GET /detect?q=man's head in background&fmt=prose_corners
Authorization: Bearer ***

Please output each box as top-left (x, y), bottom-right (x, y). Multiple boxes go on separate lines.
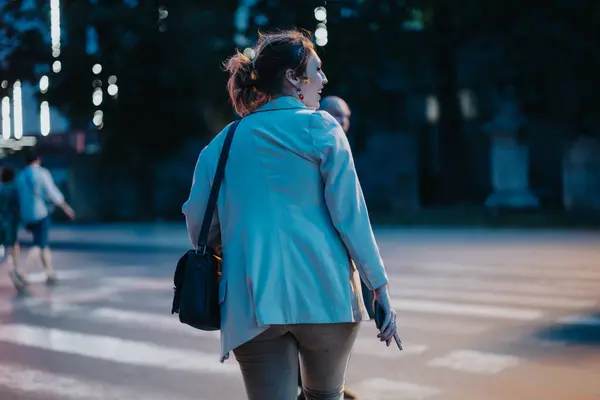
top-left (319, 96), bottom-right (351, 134)
top-left (24, 149), bottom-right (41, 166)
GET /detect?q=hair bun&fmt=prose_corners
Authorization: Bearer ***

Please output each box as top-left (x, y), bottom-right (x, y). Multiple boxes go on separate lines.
top-left (225, 51), bottom-right (255, 88)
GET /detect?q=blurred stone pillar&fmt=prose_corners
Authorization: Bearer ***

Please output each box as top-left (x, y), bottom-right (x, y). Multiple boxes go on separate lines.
top-left (562, 136), bottom-right (600, 211)
top-left (483, 95), bottom-right (539, 209)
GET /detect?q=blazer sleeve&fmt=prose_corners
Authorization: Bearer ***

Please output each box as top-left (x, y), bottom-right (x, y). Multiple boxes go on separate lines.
top-left (182, 146), bottom-right (221, 250)
top-left (309, 111), bottom-right (389, 291)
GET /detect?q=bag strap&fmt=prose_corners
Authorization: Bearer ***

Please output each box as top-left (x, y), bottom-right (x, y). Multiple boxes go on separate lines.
top-left (196, 120), bottom-right (241, 253)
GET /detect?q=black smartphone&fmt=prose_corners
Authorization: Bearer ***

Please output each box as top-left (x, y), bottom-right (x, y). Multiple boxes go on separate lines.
top-left (374, 300), bottom-right (403, 351)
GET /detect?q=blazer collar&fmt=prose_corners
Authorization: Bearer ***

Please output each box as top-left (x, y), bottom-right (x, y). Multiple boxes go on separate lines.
top-left (255, 96), bottom-right (310, 113)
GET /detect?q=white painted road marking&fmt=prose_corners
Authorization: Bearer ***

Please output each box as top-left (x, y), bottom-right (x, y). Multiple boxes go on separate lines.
top-left (391, 298), bottom-right (543, 320)
top-left (101, 276), bottom-right (171, 291)
top-left (0, 363), bottom-right (200, 400)
top-left (557, 314), bottom-right (600, 326)
top-left (23, 301), bottom-right (221, 339)
top-left (0, 269), bottom-right (90, 288)
top-left (402, 261), bottom-right (600, 280)
top-left (391, 315), bottom-right (491, 334)
top-left (427, 350), bottom-right (521, 375)
top-left (90, 307), bottom-right (220, 338)
top-left (352, 378), bottom-right (441, 400)
top-left (387, 274), bottom-right (599, 298)
top-left (0, 324), bottom-right (237, 374)
top-left (395, 287), bottom-right (597, 309)
top-left (353, 337), bottom-right (427, 358)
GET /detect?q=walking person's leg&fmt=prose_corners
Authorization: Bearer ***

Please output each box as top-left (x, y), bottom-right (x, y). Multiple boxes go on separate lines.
top-left (1, 230), bottom-right (19, 271)
top-left (2, 244), bottom-right (20, 271)
top-left (233, 326), bottom-right (300, 400)
top-left (38, 217), bottom-right (56, 283)
top-left (293, 323), bottom-right (360, 400)
top-left (19, 219), bottom-right (45, 281)
top-left (3, 225), bottom-right (26, 290)
top-left (31, 217), bottom-right (56, 283)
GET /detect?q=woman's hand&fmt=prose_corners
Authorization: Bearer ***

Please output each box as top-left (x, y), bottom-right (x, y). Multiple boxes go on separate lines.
top-left (373, 285), bottom-right (398, 346)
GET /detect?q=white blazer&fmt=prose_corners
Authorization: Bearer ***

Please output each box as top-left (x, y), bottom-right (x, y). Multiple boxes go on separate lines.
top-left (183, 96), bottom-right (389, 362)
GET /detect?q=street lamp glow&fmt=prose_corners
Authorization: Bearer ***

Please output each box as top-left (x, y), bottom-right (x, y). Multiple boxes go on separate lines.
top-left (316, 36), bottom-right (328, 47)
top-left (92, 64), bottom-right (102, 75)
top-left (12, 81), bottom-right (23, 139)
top-left (40, 101), bottom-right (51, 136)
top-left (426, 95), bottom-right (440, 123)
top-left (52, 60), bottom-right (62, 73)
top-left (1, 97), bottom-right (11, 139)
top-left (314, 7), bottom-right (327, 22)
top-left (158, 7), bottom-right (168, 19)
top-left (92, 87), bottom-right (103, 106)
top-left (39, 75), bottom-right (49, 93)
top-left (315, 25), bottom-right (328, 40)
top-left (1, 81), bottom-right (7, 89)
top-left (108, 75), bottom-right (117, 85)
top-left (92, 110), bottom-right (103, 127)
top-left (50, 0), bottom-right (61, 57)
top-left (107, 84), bottom-right (119, 97)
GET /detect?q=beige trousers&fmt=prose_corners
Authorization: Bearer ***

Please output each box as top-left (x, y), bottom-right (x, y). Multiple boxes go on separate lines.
top-left (233, 323), bottom-right (360, 400)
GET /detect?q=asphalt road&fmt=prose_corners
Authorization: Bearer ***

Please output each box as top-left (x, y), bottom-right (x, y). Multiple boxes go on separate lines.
top-left (0, 224), bottom-right (599, 400)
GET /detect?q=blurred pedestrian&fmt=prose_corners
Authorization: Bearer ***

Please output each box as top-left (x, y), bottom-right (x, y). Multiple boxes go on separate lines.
top-left (0, 165), bottom-right (21, 284)
top-left (310, 96), bottom-right (363, 400)
top-left (14, 150), bottom-right (75, 288)
top-left (319, 96), bottom-right (351, 134)
top-left (319, 95), bottom-right (375, 317)
top-left (295, 96), bottom-right (367, 400)
top-left (183, 29), bottom-right (397, 400)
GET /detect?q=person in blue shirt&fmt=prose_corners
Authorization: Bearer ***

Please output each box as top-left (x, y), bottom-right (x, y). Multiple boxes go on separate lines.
top-left (14, 151), bottom-right (75, 289)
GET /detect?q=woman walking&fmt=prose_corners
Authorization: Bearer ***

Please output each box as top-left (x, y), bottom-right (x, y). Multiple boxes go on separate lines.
top-left (183, 29), bottom-right (398, 400)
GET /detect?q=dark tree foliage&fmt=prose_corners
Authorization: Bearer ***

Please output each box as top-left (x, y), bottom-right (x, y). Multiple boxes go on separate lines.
top-left (3, 0), bottom-right (600, 210)
top-left (0, 0), bottom-right (52, 84)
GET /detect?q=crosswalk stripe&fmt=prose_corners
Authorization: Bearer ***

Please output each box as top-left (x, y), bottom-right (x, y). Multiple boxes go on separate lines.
top-left (22, 300), bottom-right (220, 339)
top-left (25, 300), bottom-right (481, 349)
top-left (28, 286), bottom-right (125, 304)
top-left (394, 287), bottom-right (597, 309)
top-left (0, 363), bottom-right (200, 400)
top-left (556, 314), bottom-right (600, 326)
top-left (393, 315), bottom-right (490, 334)
top-left (0, 324), bottom-right (237, 375)
top-left (352, 336), bottom-right (427, 358)
top-left (402, 260), bottom-right (600, 274)
top-left (351, 378), bottom-right (441, 400)
top-left (101, 276), bottom-right (171, 290)
top-left (90, 307), bottom-right (220, 338)
top-left (388, 274), bottom-right (599, 298)
top-left (0, 269), bottom-right (90, 288)
top-left (26, 301), bottom-right (434, 358)
top-left (426, 349), bottom-right (521, 375)
top-left (391, 298), bottom-right (543, 320)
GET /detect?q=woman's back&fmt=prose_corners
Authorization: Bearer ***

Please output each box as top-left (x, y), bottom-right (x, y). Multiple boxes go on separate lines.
top-left (184, 96), bottom-right (389, 362)
top-left (218, 98), bottom-right (359, 320)
top-left (182, 29), bottom-right (397, 400)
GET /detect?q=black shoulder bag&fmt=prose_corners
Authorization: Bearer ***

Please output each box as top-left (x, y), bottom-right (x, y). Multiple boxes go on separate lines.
top-left (171, 120), bottom-right (241, 331)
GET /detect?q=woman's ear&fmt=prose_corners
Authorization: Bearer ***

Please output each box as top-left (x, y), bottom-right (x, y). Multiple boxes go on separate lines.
top-left (284, 69), bottom-right (299, 88)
